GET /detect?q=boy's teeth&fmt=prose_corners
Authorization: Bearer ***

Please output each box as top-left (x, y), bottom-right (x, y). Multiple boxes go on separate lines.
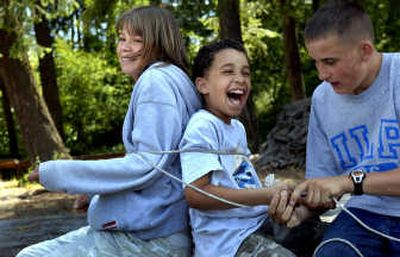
top-left (230, 89), bottom-right (244, 94)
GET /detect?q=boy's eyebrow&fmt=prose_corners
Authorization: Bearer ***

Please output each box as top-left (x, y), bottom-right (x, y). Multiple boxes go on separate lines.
top-left (218, 63), bottom-right (250, 69)
top-left (218, 63), bottom-right (235, 69)
top-left (312, 57), bottom-right (336, 62)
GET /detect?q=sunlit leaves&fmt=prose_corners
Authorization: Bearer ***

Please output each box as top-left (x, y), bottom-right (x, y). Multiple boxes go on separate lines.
top-left (55, 39), bottom-right (130, 153)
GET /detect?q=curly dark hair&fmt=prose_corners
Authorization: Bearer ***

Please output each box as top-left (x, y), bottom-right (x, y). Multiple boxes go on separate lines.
top-left (192, 39), bottom-right (248, 82)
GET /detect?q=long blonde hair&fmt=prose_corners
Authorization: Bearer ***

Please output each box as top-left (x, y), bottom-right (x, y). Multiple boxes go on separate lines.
top-left (116, 6), bottom-right (189, 75)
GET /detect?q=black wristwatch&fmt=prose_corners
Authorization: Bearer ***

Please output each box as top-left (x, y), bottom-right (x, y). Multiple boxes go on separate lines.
top-left (349, 169), bottom-right (367, 195)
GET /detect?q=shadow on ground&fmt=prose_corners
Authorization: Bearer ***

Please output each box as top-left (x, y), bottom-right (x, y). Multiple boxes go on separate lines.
top-left (0, 181), bottom-right (87, 257)
top-left (0, 213), bottom-right (87, 257)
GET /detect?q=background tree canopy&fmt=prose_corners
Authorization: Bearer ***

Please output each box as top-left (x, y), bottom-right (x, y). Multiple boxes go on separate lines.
top-left (0, 0), bottom-right (398, 162)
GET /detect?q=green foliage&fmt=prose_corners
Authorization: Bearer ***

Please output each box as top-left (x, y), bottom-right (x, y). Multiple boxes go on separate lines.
top-left (55, 39), bottom-right (130, 154)
top-left (363, 1), bottom-right (400, 52)
top-left (168, 1), bottom-right (217, 61)
top-left (240, 1), bottom-right (289, 137)
top-left (241, 1), bottom-right (281, 60)
top-left (1, 0), bottom-right (80, 56)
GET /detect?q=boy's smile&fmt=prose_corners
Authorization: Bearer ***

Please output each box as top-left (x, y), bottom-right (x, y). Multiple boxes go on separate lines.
top-left (196, 49), bottom-right (251, 123)
top-left (227, 87), bottom-right (246, 107)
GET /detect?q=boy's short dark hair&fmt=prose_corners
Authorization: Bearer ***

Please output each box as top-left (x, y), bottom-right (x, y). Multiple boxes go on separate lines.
top-left (192, 39), bottom-right (248, 82)
top-left (304, 0), bottom-right (374, 43)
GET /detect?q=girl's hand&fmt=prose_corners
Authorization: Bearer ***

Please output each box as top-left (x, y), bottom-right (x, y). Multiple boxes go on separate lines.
top-left (28, 167), bottom-right (40, 182)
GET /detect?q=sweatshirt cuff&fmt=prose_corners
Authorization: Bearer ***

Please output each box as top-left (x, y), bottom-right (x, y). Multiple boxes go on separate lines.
top-left (39, 161), bottom-right (64, 192)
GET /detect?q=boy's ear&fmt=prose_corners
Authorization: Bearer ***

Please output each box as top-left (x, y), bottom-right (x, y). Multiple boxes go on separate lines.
top-left (359, 40), bottom-right (374, 61)
top-left (195, 77), bottom-right (209, 94)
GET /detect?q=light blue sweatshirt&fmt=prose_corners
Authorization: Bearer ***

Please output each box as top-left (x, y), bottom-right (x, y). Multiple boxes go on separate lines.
top-left (306, 53), bottom-right (400, 217)
top-left (39, 62), bottom-right (201, 239)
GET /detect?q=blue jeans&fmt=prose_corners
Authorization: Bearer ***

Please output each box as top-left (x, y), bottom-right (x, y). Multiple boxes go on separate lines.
top-left (315, 208), bottom-right (400, 257)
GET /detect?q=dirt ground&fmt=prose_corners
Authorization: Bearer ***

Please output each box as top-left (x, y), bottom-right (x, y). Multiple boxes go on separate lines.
top-left (0, 181), bottom-right (87, 257)
top-left (0, 180), bottom-right (81, 220)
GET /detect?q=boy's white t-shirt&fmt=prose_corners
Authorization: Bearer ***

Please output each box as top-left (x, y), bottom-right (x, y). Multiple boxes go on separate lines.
top-left (180, 109), bottom-right (267, 257)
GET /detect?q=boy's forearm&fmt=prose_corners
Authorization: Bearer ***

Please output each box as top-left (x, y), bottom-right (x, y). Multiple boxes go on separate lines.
top-left (185, 185), bottom-right (275, 210)
top-left (363, 168), bottom-right (400, 196)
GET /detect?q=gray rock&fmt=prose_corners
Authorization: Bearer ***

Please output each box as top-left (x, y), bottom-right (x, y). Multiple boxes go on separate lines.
top-left (255, 98), bottom-right (311, 171)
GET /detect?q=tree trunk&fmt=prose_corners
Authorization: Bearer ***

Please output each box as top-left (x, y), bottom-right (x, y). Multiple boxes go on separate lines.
top-left (0, 79), bottom-right (19, 157)
top-left (34, 15), bottom-right (65, 140)
top-left (218, 0), bottom-right (242, 41)
top-left (282, 0), bottom-right (305, 101)
top-left (217, 0), bottom-right (260, 150)
top-left (312, 0), bottom-right (320, 13)
top-left (0, 29), bottom-right (69, 162)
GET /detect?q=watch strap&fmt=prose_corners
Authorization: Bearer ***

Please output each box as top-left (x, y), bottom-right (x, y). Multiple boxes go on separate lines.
top-left (349, 170), bottom-right (366, 195)
top-left (353, 179), bottom-right (363, 195)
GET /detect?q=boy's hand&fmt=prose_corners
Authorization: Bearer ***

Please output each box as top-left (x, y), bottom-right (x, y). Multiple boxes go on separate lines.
top-left (291, 176), bottom-right (349, 209)
top-left (268, 188), bottom-right (291, 224)
top-left (267, 182), bottom-right (292, 202)
top-left (269, 189), bottom-right (314, 228)
top-left (285, 204), bottom-right (314, 228)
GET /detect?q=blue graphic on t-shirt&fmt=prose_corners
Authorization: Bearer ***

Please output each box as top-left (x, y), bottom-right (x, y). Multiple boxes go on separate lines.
top-left (358, 162), bottom-right (398, 172)
top-left (330, 119), bottom-right (400, 171)
top-left (232, 161), bottom-right (257, 189)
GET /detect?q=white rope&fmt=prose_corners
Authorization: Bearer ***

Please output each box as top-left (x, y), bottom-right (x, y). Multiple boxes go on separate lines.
top-left (143, 148), bottom-right (248, 156)
top-left (313, 238), bottom-right (363, 257)
top-left (137, 148), bottom-right (251, 208)
top-left (334, 198), bottom-right (400, 242)
top-left (312, 198), bottom-right (400, 257)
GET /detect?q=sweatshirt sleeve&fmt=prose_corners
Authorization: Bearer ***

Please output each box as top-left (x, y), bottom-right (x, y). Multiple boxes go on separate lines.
top-left (39, 71), bottom-right (184, 195)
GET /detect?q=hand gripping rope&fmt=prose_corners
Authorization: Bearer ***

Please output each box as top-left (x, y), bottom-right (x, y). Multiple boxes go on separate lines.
top-left (137, 148), bottom-right (400, 256)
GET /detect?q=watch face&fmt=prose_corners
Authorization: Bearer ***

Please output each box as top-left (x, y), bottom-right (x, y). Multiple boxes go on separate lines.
top-left (351, 170), bottom-right (365, 183)
top-left (350, 170), bottom-right (366, 195)
top-left (352, 170), bottom-right (364, 177)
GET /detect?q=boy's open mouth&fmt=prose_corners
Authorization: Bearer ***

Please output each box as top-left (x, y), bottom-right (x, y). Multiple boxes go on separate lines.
top-left (227, 89), bottom-right (246, 105)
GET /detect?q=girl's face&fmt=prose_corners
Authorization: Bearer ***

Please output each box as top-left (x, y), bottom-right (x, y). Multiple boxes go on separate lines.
top-left (196, 49), bottom-right (251, 123)
top-left (117, 27), bottom-right (144, 80)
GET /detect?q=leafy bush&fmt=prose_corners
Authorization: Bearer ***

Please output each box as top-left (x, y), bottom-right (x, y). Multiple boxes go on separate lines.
top-left (55, 39), bottom-right (130, 155)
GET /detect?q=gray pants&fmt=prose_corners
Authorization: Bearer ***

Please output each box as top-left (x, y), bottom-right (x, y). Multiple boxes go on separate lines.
top-left (17, 226), bottom-right (191, 257)
top-left (236, 231), bottom-right (296, 257)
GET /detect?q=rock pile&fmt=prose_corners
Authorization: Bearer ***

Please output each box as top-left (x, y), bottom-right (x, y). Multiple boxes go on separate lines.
top-left (255, 98), bottom-right (311, 172)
